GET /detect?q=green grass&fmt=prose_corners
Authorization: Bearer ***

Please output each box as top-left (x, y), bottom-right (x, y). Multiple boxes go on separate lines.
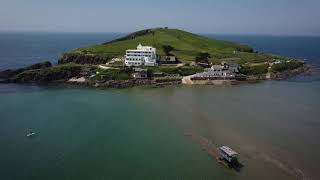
top-left (68, 28), bottom-right (260, 63)
top-left (94, 68), bottom-right (133, 81)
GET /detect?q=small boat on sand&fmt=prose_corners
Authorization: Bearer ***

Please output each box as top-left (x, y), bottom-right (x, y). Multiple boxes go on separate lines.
top-left (219, 146), bottom-right (238, 163)
top-left (218, 146), bottom-right (244, 171)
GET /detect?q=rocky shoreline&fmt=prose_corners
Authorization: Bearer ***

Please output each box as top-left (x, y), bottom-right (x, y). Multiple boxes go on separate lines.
top-left (64, 78), bottom-right (182, 89)
top-left (0, 61), bottom-right (310, 89)
top-left (270, 65), bottom-right (310, 80)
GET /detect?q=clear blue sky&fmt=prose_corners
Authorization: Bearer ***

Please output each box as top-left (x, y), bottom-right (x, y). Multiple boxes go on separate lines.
top-left (1, 0), bottom-right (319, 35)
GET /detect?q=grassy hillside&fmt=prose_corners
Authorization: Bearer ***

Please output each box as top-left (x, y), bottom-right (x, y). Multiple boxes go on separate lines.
top-left (67, 28), bottom-right (289, 64)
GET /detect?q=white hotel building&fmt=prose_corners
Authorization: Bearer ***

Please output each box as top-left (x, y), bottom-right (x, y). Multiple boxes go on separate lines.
top-left (125, 44), bottom-right (157, 66)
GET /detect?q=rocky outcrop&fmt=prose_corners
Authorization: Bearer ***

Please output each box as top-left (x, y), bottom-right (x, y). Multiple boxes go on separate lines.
top-left (0, 61), bottom-right (97, 84)
top-left (58, 53), bottom-right (111, 65)
top-left (0, 61), bottom-right (52, 81)
top-left (11, 66), bottom-right (83, 83)
top-left (66, 79), bottom-right (182, 89)
top-left (270, 65), bottom-right (309, 80)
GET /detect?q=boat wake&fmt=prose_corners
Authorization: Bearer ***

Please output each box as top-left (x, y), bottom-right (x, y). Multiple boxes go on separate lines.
top-left (258, 153), bottom-right (307, 180)
top-left (183, 129), bottom-right (307, 180)
top-left (184, 130), bottom-right (244, 172)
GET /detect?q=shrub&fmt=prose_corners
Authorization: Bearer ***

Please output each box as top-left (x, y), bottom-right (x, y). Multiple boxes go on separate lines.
top-left (240, 64), bottom-right (269, 75)
top-left (179, 66), bottom-right (203, 76)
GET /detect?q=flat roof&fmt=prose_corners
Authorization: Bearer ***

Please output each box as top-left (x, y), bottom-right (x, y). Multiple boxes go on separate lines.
top-left (220, 146), bottom-right (238, 156)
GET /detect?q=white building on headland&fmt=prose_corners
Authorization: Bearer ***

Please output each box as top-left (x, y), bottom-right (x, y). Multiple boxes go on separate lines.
top-left (125, 44), bottom-right (157, 66)
top-left (192, 62), bottom-right (239, 80)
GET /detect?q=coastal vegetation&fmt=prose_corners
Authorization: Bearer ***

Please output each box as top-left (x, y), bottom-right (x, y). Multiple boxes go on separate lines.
top-left (0, 63), bottom-right (96, 83)
top-left (195, 52), bottom-right (211, 65)
top-left (93, 67), bottom-right (132, 81)
top-left (240, 64), bottom-right (269, 75)
top-left (271, 61), bottom-right (304, 72)
top-left (239, 60), bottom-right (305, 76)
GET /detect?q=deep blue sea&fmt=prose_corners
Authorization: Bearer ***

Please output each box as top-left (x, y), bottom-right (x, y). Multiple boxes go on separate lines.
top-left (0, 32), bottom-right (123, 70)
top-left (213, 35), bottom-right (320, 65)
top-left (0, 33), bottom-right (320, 180)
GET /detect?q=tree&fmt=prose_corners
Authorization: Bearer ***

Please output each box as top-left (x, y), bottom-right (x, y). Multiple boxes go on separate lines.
top-left (195, 52), bottom-right (210, 63)
top-left (162, 45), bottom-right (174, 56)
top-left (195, 52), bottom-right (211, 68)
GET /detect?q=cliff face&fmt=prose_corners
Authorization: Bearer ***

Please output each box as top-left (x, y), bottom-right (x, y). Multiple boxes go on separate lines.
top-left (58, 53), bottom-right (111, 65)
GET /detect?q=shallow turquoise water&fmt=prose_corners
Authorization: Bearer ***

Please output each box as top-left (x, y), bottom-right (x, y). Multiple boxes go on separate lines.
top-left (0, 85), bottom-right (229, 180)
top-left (1, 81), bottom-right (319, 179)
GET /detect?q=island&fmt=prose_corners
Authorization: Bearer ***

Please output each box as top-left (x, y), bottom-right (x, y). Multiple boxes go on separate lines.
top-left (0, 28), bottom-right (308, 88)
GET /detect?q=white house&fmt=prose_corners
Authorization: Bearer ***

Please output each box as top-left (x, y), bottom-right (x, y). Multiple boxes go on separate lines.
top-left (192, 62), bottom-right (240, 80)
top-left (125, 44), bottom-right (157, 66)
